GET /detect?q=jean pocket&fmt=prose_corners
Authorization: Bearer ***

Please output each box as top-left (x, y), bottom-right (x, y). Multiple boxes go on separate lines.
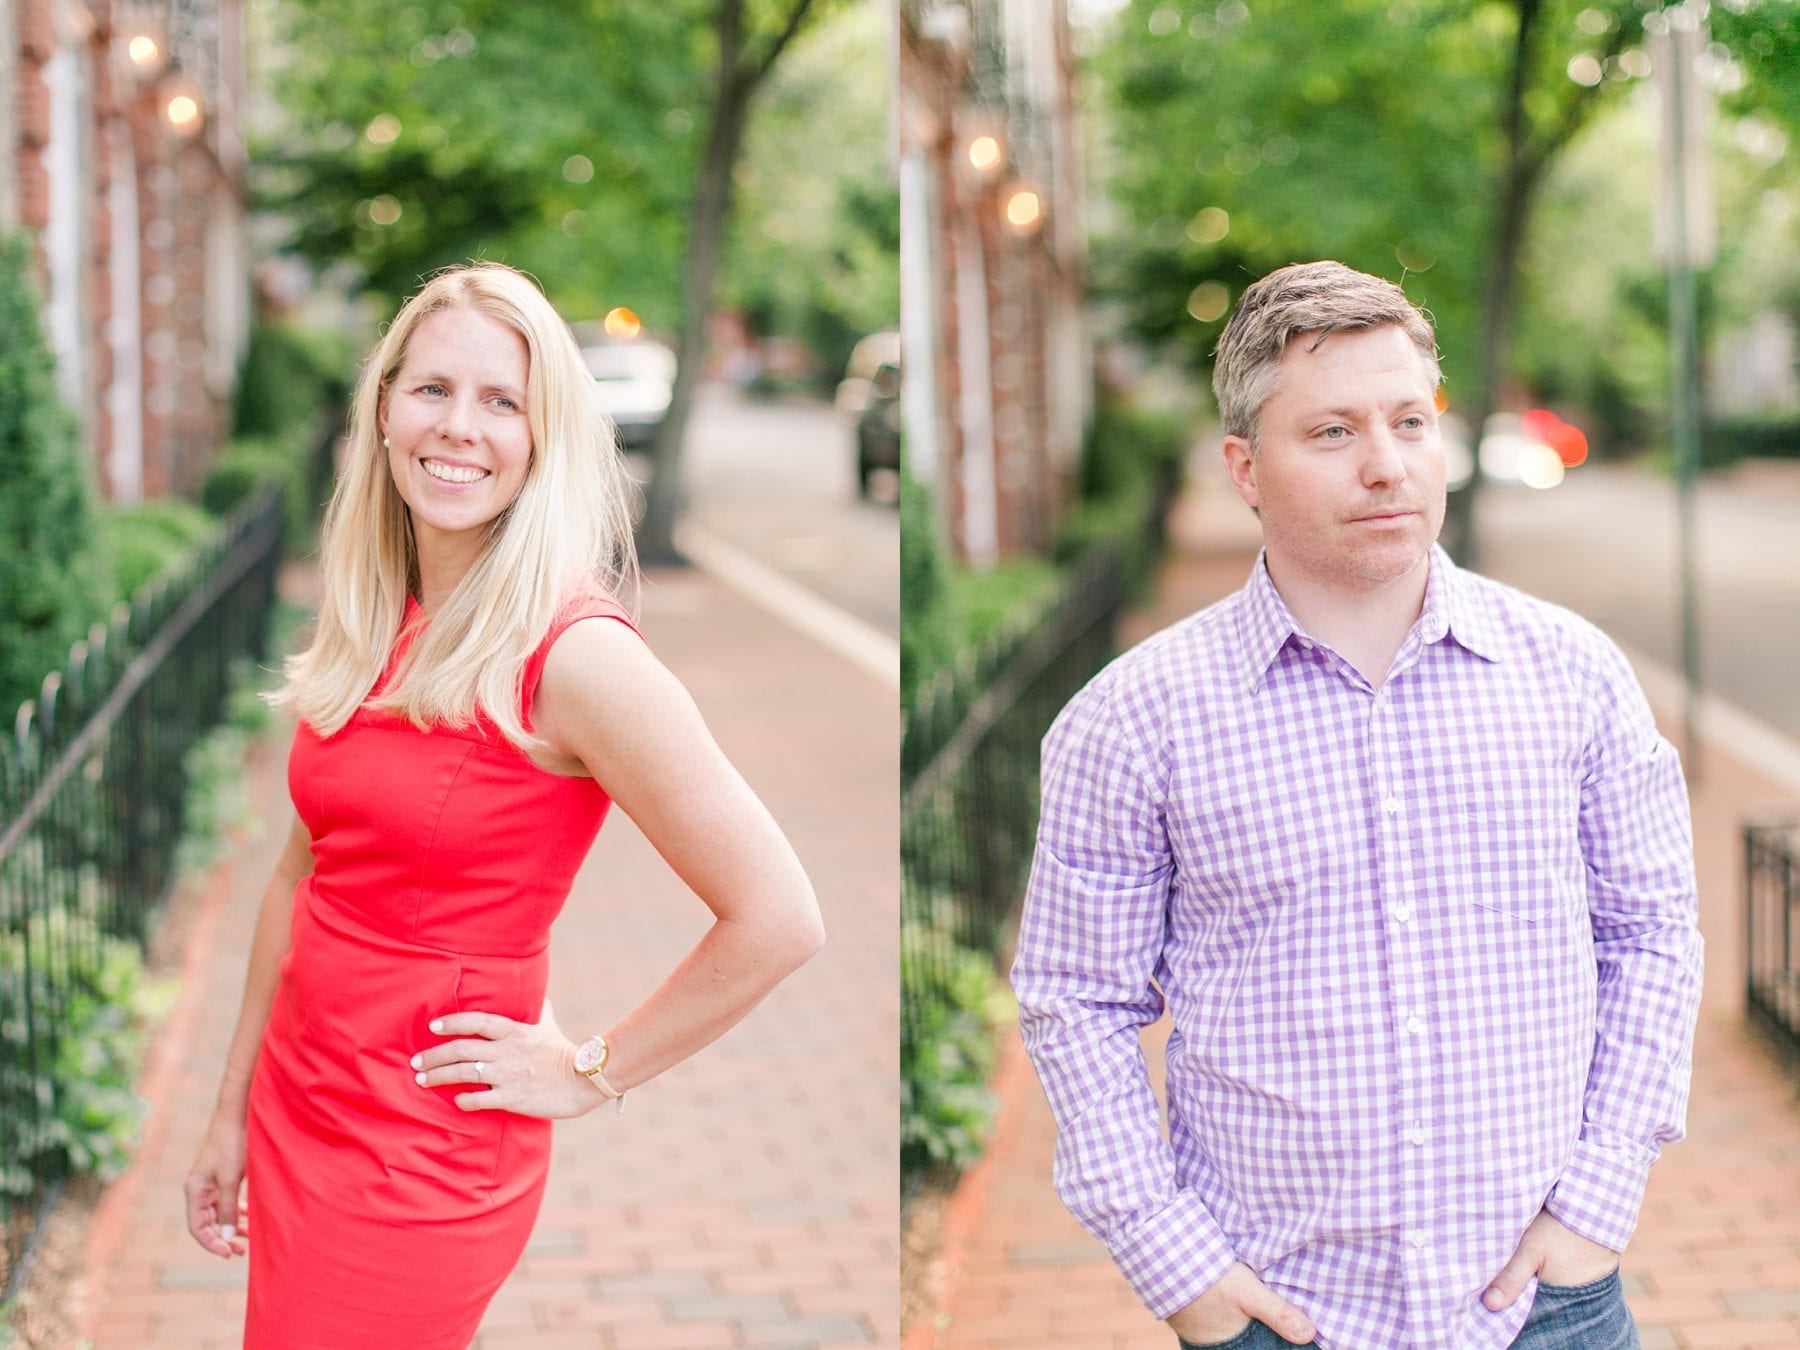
top-left (1536, 1265), bottom-right (1621, 1299)
top-left (1177, 1322), bottom-right (1259, 1350)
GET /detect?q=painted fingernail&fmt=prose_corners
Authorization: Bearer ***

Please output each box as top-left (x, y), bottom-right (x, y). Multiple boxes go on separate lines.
top-left (220, 1224), bottom-right (236, 1240)
top-left (415, 1072), bottom-right (426, 1085)
top-left (430, 1019), bottom-right (444, 1033)
top-left (410, 1053), bottom-right (422, 1069)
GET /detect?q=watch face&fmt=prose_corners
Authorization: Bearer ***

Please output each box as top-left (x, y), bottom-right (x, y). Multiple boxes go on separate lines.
top-left (574, 1037), bottom-right (606, 1073)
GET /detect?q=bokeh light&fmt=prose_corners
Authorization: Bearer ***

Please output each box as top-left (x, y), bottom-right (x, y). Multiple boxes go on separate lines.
top-left (604, 307), bottom-right (643, 339)
top-left (1187, 281), bottom-right (1230, 322)
top-left (1005, 190), bottom-right (1042, 231)
top-left (563, 155), bottom-right (595, 184)
top-left (128, 35), bottom-right (159, 66)
top-left (165, 94), bottom-right (200, 129)
top-left (968, 135), bottom-right (1001, 172)
top-left (1567, 53), bottom-right (1603, 86)
top-left (1186, 207), bottom-right (1230, 244)
top-left (368, 195), bottom-right (402, 226)
top-left (366, 114), bottom-right (401, 145)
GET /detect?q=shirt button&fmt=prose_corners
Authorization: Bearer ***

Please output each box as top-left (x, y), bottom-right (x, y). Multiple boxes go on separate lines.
top-left (1407, 1229), bottom-right (1428, 1249)
top-left (1390, 903), bottom-right (1412, 923)
top-left (1406, 1123), bottom-right (1427, 1146)
top-left (1383, 795), bottom-right (1401, 815)
top-left (1405, 1014), bottom-right (1424, 1035)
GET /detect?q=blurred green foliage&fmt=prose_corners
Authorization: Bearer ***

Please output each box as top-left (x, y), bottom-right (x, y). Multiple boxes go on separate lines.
top-left (256, 0), bottom-right (701, 316)
top-left (256, 0), bottom-right (886, 371)
top-left (722, 3), bottom-right (900, 388)
top-left (0, 232), bottom-right (108, 717)
top-left (0, 905), bottom-right (163, 1198)
top-left (901, 400), bottom-right (1189, 703)
top-left (232, 321), bottom-right (353, 446)
top-left (1053, 400), bottom-right (1188, 601)
top-left (900, 460), bottom-right (953, 704)
top-left (1093, 0), bottom-right (1800, 457)
top-left (901, 923), bottom-right (1012, 1176)
top-left (94, 499), bottom-right (218, 604)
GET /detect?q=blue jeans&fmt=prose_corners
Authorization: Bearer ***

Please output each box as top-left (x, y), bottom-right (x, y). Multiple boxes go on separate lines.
top-left (1175, 1322), bottom-right (1314, 1349)
top-left (1173, 1269), bottom-right (1638, 1349)
top-left (1511, 1268), bottom-right (1639, 1349)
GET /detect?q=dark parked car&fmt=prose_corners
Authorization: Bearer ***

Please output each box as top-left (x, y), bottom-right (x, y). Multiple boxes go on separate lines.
top-left (582, 339), bottom-right (677, 452)
top-left (855, 360), bottom-right (900, 499)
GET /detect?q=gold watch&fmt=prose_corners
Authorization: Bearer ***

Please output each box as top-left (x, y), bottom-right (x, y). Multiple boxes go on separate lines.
top-left (573, 1034), bottom-right (625, 1109)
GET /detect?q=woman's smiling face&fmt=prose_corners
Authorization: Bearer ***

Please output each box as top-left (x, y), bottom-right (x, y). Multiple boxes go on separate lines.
top-left (381, 306), bottom-right (535, 558)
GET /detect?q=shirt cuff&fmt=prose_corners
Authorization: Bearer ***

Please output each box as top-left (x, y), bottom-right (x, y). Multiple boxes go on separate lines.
top-left (1544, 1135), bottom-right (1653, 1252)
top-left (1106, 1188), bottom-right (1238, 1320)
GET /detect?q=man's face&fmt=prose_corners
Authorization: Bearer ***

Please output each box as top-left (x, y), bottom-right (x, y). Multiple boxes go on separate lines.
top-left (1222, 324), bottom-right (1445, 596)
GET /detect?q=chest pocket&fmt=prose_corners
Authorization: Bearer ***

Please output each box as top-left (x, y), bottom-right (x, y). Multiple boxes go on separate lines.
top-left (1455, 764), bottom-right (1582, 922)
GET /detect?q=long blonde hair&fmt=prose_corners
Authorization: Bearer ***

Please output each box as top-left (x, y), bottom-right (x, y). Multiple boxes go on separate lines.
top-left (273, 262), bottom-right (641, 750)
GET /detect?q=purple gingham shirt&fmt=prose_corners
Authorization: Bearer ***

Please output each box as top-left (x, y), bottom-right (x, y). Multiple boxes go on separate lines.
top-left (1012, 547), bottom-right (1702, 1349)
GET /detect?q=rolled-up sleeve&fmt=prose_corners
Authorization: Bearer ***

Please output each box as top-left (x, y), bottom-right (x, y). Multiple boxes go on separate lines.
top-left (1547, 635), bottom-right (1704, 1251)
top-left (1011, 672), bottom-right (1236, 1318)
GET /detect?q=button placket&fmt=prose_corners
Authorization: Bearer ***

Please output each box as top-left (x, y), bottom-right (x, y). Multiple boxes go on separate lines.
top-left (1374, 677), bottom-right (1437, 1297)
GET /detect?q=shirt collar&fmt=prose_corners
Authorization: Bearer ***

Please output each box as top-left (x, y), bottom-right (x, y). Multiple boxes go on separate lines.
top-left (1234, 544), bottom-right (1504, 693)
top-left (1425, 544), bottom-right (1505, 663)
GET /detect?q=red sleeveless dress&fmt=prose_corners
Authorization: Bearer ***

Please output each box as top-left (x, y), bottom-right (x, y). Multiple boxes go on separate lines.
top-left (243, 584), bottom-right (637, 1347)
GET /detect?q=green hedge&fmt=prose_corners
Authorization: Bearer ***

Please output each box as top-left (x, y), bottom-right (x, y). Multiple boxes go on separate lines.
top-left (1708, 414), bottom-right (1800, 463)
top-left (901, 926), bottom-right (1011, 1176)
top-left (233, 322), bottom-right (352, 445)
top-left (1054, 400), bottom-right (1188, 598)
top-left (902, 398), bottom-right (1192, 704)
top-left (203, 434), bottom-right (314, 547)
top-left (0, 231), bottom-right (107, 715)
top-left (95, 498), bottom-right (218, 604)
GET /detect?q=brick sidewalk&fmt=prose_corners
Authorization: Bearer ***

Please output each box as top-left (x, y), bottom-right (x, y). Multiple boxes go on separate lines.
top-left (912, 481), bottom-right (1800, 1350)
top-left (71, 562), bottom-right (899, 1349)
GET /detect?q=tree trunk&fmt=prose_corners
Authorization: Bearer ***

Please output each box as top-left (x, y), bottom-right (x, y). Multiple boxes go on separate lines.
top-left (637, 0), bottom-right (754, 565)
top-left (1447, 0), bottom-right (1630, 566)
top-left (1446, 0), bottom-right (1541, 568)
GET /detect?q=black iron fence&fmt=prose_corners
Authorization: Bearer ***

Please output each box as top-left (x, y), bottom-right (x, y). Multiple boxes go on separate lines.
top-left (0, 485), bottom-right (285, 1294)
top-left (1745, 818), bottom-right (1800, 1057)
top-left (900, 546), bottom-right (1124, 1061)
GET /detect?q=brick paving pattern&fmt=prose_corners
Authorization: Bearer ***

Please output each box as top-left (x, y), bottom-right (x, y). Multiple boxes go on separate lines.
top-left (910, 480), bottom-right (1800, 1350)
top-left (74, 562), bottom-right (899, 1349)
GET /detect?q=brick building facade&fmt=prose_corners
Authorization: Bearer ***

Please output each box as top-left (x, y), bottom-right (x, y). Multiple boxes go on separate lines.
top-left (3, 0), bottom-right (247, 504)
top-left (899, 0), bottom-right (1089, 566)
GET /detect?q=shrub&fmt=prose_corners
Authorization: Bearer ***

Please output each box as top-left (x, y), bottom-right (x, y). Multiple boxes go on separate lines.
top-left (95, 499), bottom-right (219, 605)
top-left (1056, 399), bottom-right (1190, 597)
top-left (233, 322), bottom-right (351, 444)
top-left (901, 931), bottom-right (1013, 1176)
top-left (900, 461), bottom-right (955, 705)
top-left (0, 231), bottom-right (107, 714)
top-left (1707, 414), bottom-right (1800, 463)
top-left (0, 904), bottom-right (174, 1198)
top-left (202, 436), bottom-right (309, 544)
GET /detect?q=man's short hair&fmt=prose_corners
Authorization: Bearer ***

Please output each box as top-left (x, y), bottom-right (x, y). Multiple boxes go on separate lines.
top-left (1212, 260), bottom-right (1441, 447)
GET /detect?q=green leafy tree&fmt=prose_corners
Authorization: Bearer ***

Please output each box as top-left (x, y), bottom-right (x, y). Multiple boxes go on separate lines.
top-left (0, 233), bottom-right (105, 716)
top-left (636, 0), bottom-right (843, 561)
top-left (1093, 0), bottom-right (1792, 557)
top-left (722, 2), bottom-right (901, 389)
top-left (259, 0), bottom-right (858, 562)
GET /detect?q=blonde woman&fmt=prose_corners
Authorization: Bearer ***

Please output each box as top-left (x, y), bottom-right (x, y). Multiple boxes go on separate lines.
top-left (181, 262), bottom-right (824, 1347)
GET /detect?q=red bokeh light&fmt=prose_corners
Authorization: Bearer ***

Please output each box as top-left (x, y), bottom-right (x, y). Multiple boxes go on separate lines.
top-left (1523, 408), bottom-right (1588, 468)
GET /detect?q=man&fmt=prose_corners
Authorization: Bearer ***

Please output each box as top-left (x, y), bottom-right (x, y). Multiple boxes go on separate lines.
top-left (1011, 261), bottom-right (1701, 1349)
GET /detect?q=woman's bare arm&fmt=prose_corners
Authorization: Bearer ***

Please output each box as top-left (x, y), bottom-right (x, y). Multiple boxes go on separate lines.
top-left (185, 811), bottom-right (315, 1258)
top-left (210, 813), bottom-right (315, 1118)
top-left (531, 616), bottom-right (825, 1102)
